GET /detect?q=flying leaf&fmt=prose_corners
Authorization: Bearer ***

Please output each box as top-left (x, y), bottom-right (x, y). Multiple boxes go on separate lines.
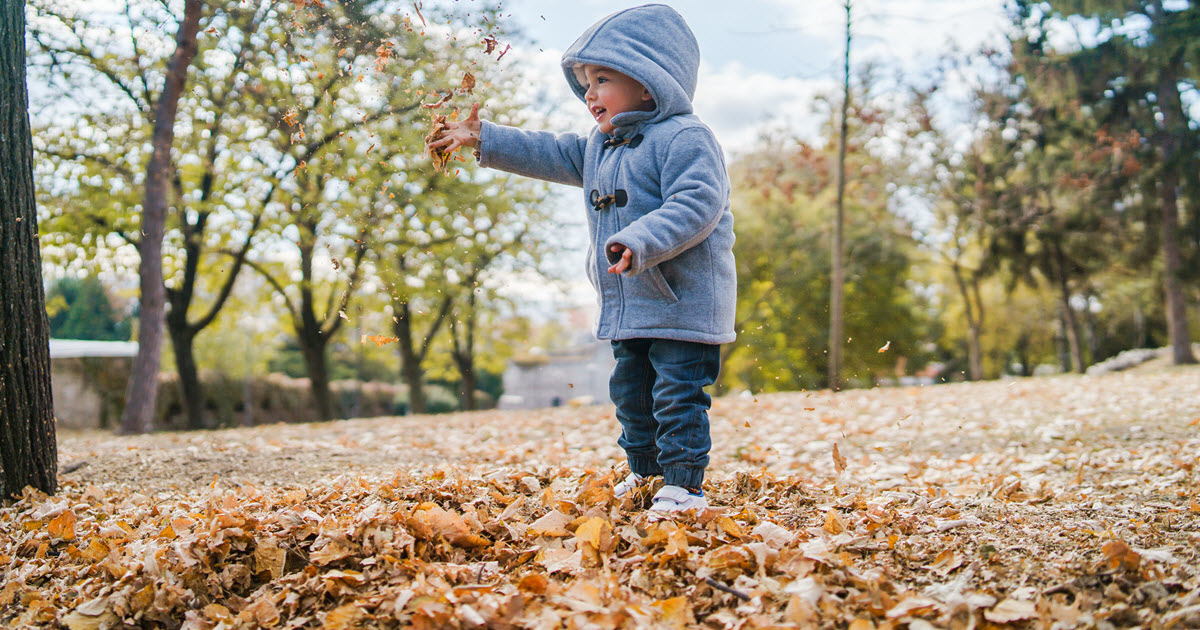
top-left (832, 442), bottom-right (847, 473)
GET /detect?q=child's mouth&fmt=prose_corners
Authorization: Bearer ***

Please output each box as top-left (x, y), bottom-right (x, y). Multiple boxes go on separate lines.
top-left (591, 106), bottom-right (607, 121)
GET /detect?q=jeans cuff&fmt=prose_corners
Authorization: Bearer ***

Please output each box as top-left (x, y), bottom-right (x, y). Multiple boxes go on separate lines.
top-left (628, 453), bottom-right (663, 477)
top-left (663, 466), bottom-right (705, 490)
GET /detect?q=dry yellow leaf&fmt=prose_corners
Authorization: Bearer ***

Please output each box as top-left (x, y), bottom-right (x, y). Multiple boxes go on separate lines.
top-left (48, 511), bottom-right (76, 541)
top-left (823, 509), bottom-right (846, 534)
top-left (716, 516), bottom-right (744, 539)
top-left (652, 596), bottom-right (693, 628)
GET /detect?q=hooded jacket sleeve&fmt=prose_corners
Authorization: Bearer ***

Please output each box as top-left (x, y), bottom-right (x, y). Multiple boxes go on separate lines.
top-left (477, 121), bottom-right (588, 188)
top-left (604, 127), bottom-right (729, 275)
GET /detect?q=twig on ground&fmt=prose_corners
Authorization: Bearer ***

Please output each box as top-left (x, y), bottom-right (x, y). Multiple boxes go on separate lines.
top-left (704, 577), bottom-right (751, 601)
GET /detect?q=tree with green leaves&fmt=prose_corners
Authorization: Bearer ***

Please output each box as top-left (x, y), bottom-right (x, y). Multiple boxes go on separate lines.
top-left (726, 82), bottom-right (927, 392)
top-left (45, 276), bottom-right (132, 341)
top-left (237, 1), bottom-right (541, 421)
top-left (30, 0), bottom-right (232, 430)
top-left (1, 0), bottom-right (56, 497)
top-left (1026, 0), bottom-right (1198, 365)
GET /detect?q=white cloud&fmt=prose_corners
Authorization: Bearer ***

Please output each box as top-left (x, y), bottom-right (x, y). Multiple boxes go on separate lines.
top-left (695, 61), bottom-right (836, 154)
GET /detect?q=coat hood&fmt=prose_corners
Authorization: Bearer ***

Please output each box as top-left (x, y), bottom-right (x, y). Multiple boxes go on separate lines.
top-left (561, 4), bottom-right (699, 134)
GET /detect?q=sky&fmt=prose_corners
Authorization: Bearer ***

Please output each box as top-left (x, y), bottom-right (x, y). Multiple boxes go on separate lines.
top-left (491, 0), bottom-right (1012, 153)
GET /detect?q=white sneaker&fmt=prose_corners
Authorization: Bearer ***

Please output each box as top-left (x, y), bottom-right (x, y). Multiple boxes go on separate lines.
top-left (648, 485), bottom-right (708, 514)
top-left (614, 472), bottom-right (646, 498)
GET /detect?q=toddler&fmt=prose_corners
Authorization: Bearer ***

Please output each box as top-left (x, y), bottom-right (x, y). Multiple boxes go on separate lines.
top-left (427, 3), bottom-right (736, 514)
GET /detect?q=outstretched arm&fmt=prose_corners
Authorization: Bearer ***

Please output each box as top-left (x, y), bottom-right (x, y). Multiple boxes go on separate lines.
top-left (426, 103), bottom-right (588, 187)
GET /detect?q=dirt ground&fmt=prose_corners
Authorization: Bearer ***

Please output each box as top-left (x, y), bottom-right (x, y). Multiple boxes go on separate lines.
top-left (6, 365), bottom-right (1200, 628)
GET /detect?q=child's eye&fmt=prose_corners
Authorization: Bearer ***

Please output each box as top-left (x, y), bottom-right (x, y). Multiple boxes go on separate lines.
top-left (596, 77), bottom-right (608, 84)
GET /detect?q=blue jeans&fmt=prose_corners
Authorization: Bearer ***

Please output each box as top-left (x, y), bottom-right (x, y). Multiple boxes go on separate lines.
top-left (610, 338), bottom-right (721, 489)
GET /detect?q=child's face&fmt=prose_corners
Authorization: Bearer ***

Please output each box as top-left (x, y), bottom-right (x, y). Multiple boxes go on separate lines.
top-left (578, 64), bottom-right (654, 134)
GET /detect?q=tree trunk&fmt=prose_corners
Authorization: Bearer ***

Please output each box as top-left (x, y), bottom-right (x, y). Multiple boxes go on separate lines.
top-left (394, 304), bottom-right (428, 415)
top-left (450, 290), bottom-right (479, 411)
top-left (1053, 252), bottom-right (1085, 373)
top-left (951, 261), bottom-right (985, 381)
top-left (299, 330), bottom-right (334, 422)
top-left (455, 355), bottom-right (477, 411)
top-left (393, 294), bottom-right (452, 415)
top-left (0, 0), bottom-right (57, 497)
top-left (120, 0), bottom-right (204, 434)
top-left (828, 0), bottom-right (851, 391)
top-left (1155, 70), bottom-right (1197, 365)
top-left (167, 322), bottom-right (206, 430)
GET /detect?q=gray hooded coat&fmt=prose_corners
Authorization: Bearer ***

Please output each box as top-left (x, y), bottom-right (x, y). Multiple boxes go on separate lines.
top-left (478, 4), bottom-right (736, 344)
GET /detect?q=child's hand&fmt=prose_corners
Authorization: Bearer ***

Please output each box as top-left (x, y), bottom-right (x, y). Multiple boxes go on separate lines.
top-left (426, 102), bottom-right (482, 155)
top-left (607, 243), bottom-right (632, 274)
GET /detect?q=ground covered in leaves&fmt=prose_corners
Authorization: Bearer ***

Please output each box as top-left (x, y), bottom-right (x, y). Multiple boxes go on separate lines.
top-left (4, 367), bottom-right (1200, 629)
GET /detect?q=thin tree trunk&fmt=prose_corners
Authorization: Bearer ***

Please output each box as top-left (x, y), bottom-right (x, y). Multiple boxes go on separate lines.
top-left (1053, 247), bottom-right (1085, 373)
top-left (951, 261), bottom-right (984, 381)
top-left (451, 289), bottom-right (479, 411)
top-left (0, 0), bottom-right (57, 497)
top-left (828, 0), bottom-right (851, 391)
top-left (455, 355), bottom-right (477, 411)
top-left (121, 0), bottom-right (204, 434)
top-left (394, 303), bottom-right (427, 415)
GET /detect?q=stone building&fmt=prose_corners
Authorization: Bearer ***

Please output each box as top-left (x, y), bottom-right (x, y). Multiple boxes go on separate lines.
top-left (499, 338), bottom-right (615, 410)
top-left (49, 339), bottom-right (137, 430)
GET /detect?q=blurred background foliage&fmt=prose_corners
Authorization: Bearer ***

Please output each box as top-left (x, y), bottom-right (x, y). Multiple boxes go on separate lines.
top-left (27, 0), bottom-right (1200, 428)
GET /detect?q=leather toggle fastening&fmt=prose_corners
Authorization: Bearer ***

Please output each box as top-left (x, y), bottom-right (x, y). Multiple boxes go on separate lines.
top-left (591, 189), bottom-right (629, 211)
top-left (601, 134), bottom-right (644, 150)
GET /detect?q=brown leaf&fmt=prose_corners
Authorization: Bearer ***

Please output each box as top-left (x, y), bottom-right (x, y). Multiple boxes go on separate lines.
top-left (321, 603), bottom-right (362, 630)
top-left (984, 598), bottom-right (1037, 623)
top-left (823, 509), bottom-right (846, 534)
top-left (574, 516), bottom-right (613, 566)
top-left (527, 510), bottom-right (572, 537)
top-left (716, 516), bottom-right (745, 539)
top-left (254, 540), bottom-right (287, 578)
top-left (576, 471), bottom-right (616, 507)
top-left (833, 443), bottom-right (847, 473)
top-left (364, 335), bottom-right (399, 347)
top-left (310, 539), bottom-right (357, 566)
top-left (517, 573), bottom-right (550, 594)
top-left (1101, 540), bottom-right (1141, 571)
top-left (651, 596), bottom-right (694, 628)
top-left (241, 598), bottom-right (280, 628)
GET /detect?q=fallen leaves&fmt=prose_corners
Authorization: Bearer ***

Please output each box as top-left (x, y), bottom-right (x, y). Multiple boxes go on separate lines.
top-left (14, 367), bottom-right (1200, 627)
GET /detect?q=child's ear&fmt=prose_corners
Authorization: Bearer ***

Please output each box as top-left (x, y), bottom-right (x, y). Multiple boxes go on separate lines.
top-left (642, 88), bottom-right (654, 103)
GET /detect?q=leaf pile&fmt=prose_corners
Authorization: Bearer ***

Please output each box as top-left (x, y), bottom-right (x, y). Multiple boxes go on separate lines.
top-left (7, 367), bottom-right (1200, 628)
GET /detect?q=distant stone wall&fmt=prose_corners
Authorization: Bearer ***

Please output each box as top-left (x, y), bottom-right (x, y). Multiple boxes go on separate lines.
top-left (154, 374), bottom-right (408, 430)
top-left (51, 357), bottom-right (131, 430)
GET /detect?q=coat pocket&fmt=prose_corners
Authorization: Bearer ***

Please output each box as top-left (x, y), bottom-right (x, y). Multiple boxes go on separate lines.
top-left (646, 267), bottom-right (679, 303)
